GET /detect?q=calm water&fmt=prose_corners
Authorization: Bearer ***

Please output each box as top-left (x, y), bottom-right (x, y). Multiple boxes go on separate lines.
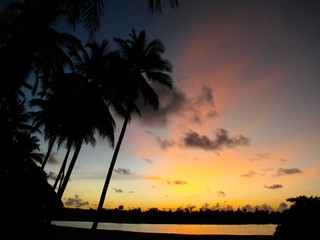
top-left (52, 221), bottom-right (276, 235)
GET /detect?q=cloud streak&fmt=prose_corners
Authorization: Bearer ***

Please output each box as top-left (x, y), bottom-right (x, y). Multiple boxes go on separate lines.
top-left (264, 184), bottom-right (283, 189)
top-left (114, 168), bottom-right (132, 175)
top-left (113, 188), bottom-right (124, 193)
top-left (241, 169), bottom-right (257, 177)
top-left (217, 191), bottom-right (226, 197)
top-left (167, 179), bottom-right (187, 185)
top-left (276, 168), bottom-right (302, 176)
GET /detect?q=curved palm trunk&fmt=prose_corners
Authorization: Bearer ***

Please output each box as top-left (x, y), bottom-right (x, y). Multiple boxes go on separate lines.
top-left (53, 144), bottom-right (71, 191)
top-left (57, 138), bottom-right (83, 199)
top-left (41, 135), bottom-right (57, 170)
top-left (91, 115), bottom-right (129, 230)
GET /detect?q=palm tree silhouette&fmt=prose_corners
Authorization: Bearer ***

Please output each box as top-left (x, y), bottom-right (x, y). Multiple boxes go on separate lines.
top-left (0, 0), bottom-right (82, 104)
top-left (0, 99), bottom-right (43, 171)
top-left (148, 0), bottom-right (178, 14)
top-left (32, 71), bottom-right (116, 200)
top-left (91, 29), bottom-right (173, 230)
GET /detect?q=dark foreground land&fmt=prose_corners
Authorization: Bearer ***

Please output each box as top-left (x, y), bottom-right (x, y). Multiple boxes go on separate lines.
top-left (2, 225), bottom-right (275, 240)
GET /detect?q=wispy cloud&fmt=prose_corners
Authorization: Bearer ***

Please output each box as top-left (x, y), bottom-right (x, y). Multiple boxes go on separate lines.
top-left (147, 131), bottom-right (177, 150)
top-left (114, 168), bottom-right (132, 175)
top-left (47, 151), bottom-right (60, 165)
top-left (276, 167), bottom-right (302, 176)
top-left (183, 128), bottom-right (250, 151)
top-left (157, 138), bottom-right (177, 150)
top-left (187, 85), bottom-right (218, 123)
top-left (217, 191), bottom-right (226, 197)
top-left (167, 179), bottom-right (187, 185)
top-left (264, 184), bottom-right (283, 189)
top-left (250, 153), bottom-right (270, 161)
top-left (113, 188), bottom-right (124, 193)
top-left (142, 157), bottom-right (153, 164)
top-left (47, 171), bottom-right (57, 180)
top-left (241, 169), bottom-right (257, 177)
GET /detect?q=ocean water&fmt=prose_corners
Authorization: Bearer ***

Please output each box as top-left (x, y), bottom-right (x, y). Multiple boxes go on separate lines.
top-left (52, 221), bottom-right (277, 235)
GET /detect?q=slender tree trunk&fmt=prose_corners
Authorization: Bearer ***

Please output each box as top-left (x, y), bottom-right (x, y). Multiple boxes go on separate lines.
top-left (41, 135), bottom-right (56, 170)
top-left (53, 144), bottom-right (71, 191)
top-left (91, 115), bottom-right (129, 230)
top-left (57, 138), bottom-right (83, 200)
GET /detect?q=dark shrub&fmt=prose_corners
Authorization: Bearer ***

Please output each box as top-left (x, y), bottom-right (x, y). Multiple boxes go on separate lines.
top-left (274, 195), bottom-right (320, 239)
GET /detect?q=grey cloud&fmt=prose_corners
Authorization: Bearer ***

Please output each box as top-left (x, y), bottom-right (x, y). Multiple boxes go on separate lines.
top-left (217, 191), bottom-right (226, 197)
top-left (64, 194), bottom-right (89, 208)
top-left (183, 128), bottom-right (250, 150)
top-left (241, 204), bottom-right (275, 212)
top-left (276, 167), bottom-right (302, 176)
top-left (187, 85), bottom-right (218, 123)
top-left (241, 169), bottom-right (256, 177)
top-left (142, 157), bottom-right (153, 164)
top-left (113, 188), bottom-right (124, 193)
top-left (47, 171), bottom-right (57, 180)
top-left (147, 131), bottom-right (176, 150)
top-left (167, 180), bottom-right (187, 185)
top-left (134, 84), bottom-right (218, 127)
top-left (250, 153), bottom-right (270, 161)
top-left (277, 202), bottom-right (289, 212)
top-left (264, 184), bottom-right (283, 189)
top-left (157, 138), bottom-right (176, 149)
top-left (134, 84), bottom-right (187, 127)
top-left (114, 168), bottom-right (132, 175)
top-left (47, 152), bottom-right (60, 165)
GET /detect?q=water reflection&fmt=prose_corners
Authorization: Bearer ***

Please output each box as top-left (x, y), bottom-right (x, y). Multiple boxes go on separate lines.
top-left (52, 221), bottom-right (276, 235)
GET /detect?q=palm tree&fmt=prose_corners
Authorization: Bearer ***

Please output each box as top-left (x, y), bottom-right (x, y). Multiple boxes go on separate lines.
top-left (91, 29), bottom-right (173, 230)
top-left (0, 99), bottom-right (41, 172)
top-left (31, 71), bottom-right (116, 200)
top-left (0, 0), bottom-right (82, 104)
top-left (55, 43), bottom-right (120, 199)
top-left (148, 0), bottom-right (178, 14)
top-left (0, 0), bottom-right (178, 105)
top-left (0, 98), bottom-right (62, 225)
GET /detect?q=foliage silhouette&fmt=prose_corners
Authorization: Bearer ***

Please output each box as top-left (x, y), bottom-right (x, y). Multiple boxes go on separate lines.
top-left (274, 195), bottom-right (320, 239)
top-left (0, 99), bottom-right (62, 227)
top-left (148, 0), bottom-right (178, 14)
top-left (0, 0), bottom-right (178, 231)
top-left (54, 206), bottom-right (282, 225)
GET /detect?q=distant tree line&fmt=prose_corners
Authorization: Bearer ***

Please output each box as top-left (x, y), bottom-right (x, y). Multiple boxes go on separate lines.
top-left (52, 195), bottom-right (320, 239)
top-left (53, 204), bottom-right (283, 224)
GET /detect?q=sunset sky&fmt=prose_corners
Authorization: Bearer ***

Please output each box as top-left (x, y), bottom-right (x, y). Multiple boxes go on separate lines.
top-left (37, 0), bottom-right (319, 211)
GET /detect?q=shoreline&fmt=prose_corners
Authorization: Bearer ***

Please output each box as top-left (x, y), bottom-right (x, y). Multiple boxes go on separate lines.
top-left (2, 225), bottom-right (275, 240)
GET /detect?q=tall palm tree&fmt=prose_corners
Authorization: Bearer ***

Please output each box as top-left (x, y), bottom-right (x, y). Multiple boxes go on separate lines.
top-left (91, 29), bottom-right (173, 230)
top-left (52, 140), bottom-right (72, 191)
top-left (55, 41), bottom-right (121, 199)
